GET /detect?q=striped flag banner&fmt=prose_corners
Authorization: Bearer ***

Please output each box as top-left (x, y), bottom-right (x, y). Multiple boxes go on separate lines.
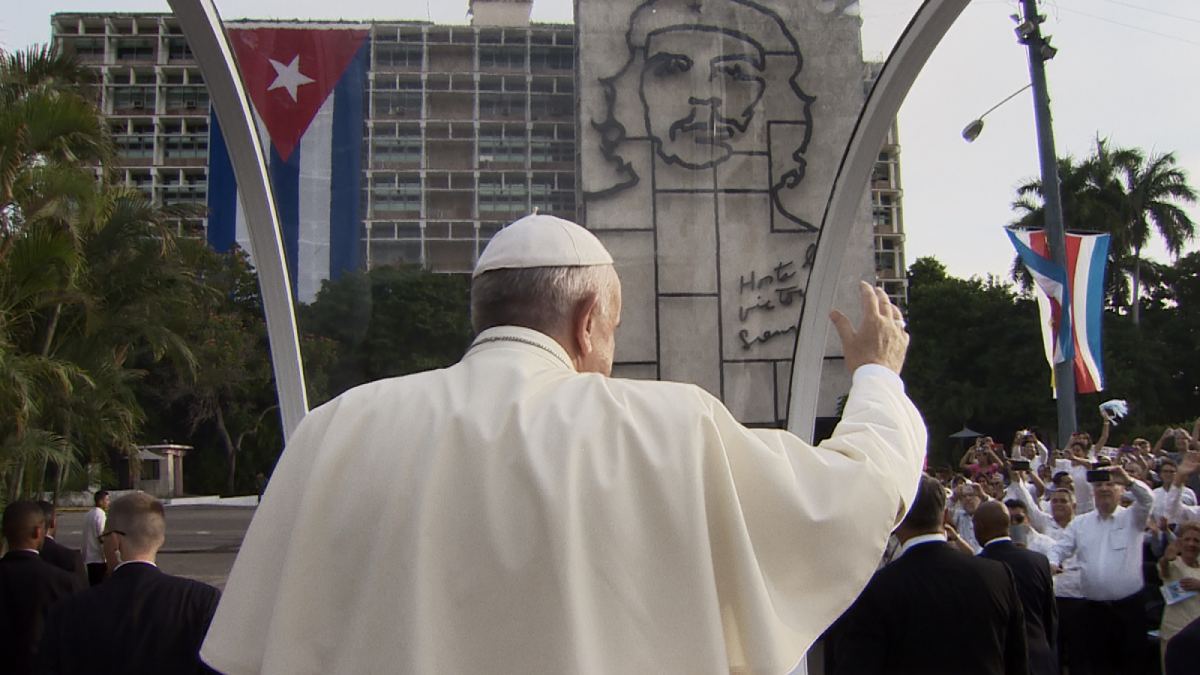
top-left (207, 25), bottom-right (369, 303)
top-left (1006, 228), bottom-right (1111, 394)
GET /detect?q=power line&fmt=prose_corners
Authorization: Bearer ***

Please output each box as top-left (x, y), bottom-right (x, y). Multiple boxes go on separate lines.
top-left (1055, 4), bottom-right (1200, 48)
top-left (1099, 0), bottom-right (1200, 25)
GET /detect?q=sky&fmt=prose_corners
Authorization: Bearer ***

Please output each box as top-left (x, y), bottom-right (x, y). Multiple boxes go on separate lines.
top-left (5, 0), bottom-right (1198, 282)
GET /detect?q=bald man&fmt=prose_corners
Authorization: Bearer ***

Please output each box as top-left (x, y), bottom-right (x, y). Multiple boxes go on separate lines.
top-left (0, 500), bottom-right (83, 675)
top-left (976, 501), bottom-right (1057, 675)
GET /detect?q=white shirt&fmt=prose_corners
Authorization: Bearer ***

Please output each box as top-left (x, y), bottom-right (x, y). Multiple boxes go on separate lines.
top-left (1154, 485), bottom-right (1198, 523)
top-left (1064, 462), bottom-right (1095, 514)
top-left (200, 326), bottom-right (927, 675)
top-left (949, 506), bottom-right (981, 553)
top-left (81, 506), bottom-right (106, 564)
top-left (1165, 485), bottom-right (1200, 524)
top-left (1049, 479), bottom-right (1154, 601)
top-left (895, 533), bottom-right (947, 559)
top-left (1006, 482), bottom-right (1082, 598)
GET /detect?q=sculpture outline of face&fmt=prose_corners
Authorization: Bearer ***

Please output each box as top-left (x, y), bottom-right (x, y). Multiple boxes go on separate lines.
top-left (588, 0), bottom-right (818, 231)
top-left (639, 28), bottom-right (766, 169)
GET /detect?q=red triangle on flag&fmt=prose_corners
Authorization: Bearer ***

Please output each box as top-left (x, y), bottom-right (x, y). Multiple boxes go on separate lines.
top-left (228, 28), bottom-right (369, 162)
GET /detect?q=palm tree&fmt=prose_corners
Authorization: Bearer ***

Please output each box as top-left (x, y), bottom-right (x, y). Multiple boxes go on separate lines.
top-left (1119, 151), bottom-right (1197, 324)
top-left (1009, 138), bottom-right (1197, 322)
top-left (0, 45), bottom-right (201, 500)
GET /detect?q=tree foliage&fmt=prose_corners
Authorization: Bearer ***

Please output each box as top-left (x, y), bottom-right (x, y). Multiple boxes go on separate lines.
top-left (299, 265), bottom-right (474, 398)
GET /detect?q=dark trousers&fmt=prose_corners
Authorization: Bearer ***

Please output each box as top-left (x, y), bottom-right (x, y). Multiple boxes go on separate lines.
top-left (1073, 593), bottom-right (1147, 675)
top-left (1056, 596), bottom-right (1088, 674)
top-left (86, 562), bottom-right (107, 586)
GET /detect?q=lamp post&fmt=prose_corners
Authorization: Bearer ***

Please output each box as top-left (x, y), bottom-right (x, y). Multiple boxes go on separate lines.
top-left (961, 83), bottom-right (1031, 142)
top-left (1019, 0), bottom-right (1077, 448)
top-left (964, 0), bottom-right (1075, 447)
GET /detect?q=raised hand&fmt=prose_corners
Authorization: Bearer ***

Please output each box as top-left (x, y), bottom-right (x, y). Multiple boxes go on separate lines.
top-left (829, 281), bottom-right (909, 375)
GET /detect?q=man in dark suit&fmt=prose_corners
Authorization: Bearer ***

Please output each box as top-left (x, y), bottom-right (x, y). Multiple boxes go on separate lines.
top-left (833, 474), bottom-right (1029, 675)
top-left (975, 499), bottom-right (1058, 675)
top-left (36, 501), bottom-right (86, 586)
top-left (1165, 615), bottom-right (1200, 675)
top-left (39, 491), bottom-right (221, 675)
top-left (0, 500), bottom-right (85, 675)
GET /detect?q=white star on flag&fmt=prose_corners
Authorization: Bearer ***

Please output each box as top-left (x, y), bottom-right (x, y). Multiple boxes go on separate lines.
top-left (267, 55), bottom-right (316, 102)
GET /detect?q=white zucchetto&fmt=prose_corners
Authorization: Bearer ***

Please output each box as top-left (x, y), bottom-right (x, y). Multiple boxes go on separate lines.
top-left (473, 214), bottom-right (614, 278)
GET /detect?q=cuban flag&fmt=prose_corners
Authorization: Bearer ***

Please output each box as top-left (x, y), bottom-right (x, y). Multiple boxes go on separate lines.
top-left (1006, 228), bottom-right (1111, 394)
top-left (207, 26), bottom-right (369, 303)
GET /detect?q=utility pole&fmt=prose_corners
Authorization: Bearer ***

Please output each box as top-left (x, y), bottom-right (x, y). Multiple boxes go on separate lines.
top-left (1017, 0), bottom-right (1076, 447)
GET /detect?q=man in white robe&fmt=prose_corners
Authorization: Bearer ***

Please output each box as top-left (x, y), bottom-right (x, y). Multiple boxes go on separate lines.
top-left (200, 214), bottom-right (927, 675)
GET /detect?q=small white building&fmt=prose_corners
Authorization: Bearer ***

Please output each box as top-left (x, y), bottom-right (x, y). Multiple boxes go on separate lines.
top-left (135, 444), bottom-right (192, 498)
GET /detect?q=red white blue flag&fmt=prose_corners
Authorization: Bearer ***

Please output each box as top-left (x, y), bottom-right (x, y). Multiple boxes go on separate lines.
top-left (1006, 228), bottom-right (1111, 394)
top-left (207, 26), bottom-right (370, 303)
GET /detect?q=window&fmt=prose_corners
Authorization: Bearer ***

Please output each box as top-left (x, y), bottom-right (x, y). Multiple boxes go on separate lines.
top-left (479, 47), bottom-right (525, 70)
top-left (114, 134), bottom-right (155, 159)
top-left (73, 38), bottom-right (105, 60)
top-left (373, 136), bottom-right (422, 163)
top-left (376, 44), bottom-right (423, 68)
top-left (163, 134), bottom-right (207, 159)
top-left (163, 86), bottom-right (208, 111)
top-left (115, 40), bottom-right (155, 61)
top-left (373, 91), bottom-right (423, 118)
top-left (167, 38), bottom-right (192, 61)
top-left (478, 179), bottom-right (528, 215)
top-left (371, 175), bottom-right (422, 212)
top-left (111, 86), bottom-right (154, 112)
top-left (478, 93), bottom-right (525, 119)
top-left (529, 47), bottom-right (572, 70)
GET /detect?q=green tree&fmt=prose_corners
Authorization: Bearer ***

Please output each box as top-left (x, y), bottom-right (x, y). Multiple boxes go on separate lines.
top-left (0, 45), bottom-right (200, 500)
top-left (904, 257), bottom-right (1055, 465)
top-left (1119, 150), bottom-right (1197, 325)
top-left (299, 265), bottom-right (474, 398)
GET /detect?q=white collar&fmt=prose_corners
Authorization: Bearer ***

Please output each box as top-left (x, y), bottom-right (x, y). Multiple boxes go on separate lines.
top-left (983, 536), bottom-right (1013, 547)
top-left (896, 533), bottom-right (947, 558)
top-left (468, 326), bottom-right (575, 372)
top-left (114, 560), bottom-right (157, 571)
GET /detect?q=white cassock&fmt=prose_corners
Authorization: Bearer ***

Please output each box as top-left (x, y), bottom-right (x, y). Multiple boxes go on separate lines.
top-left (201, 325), bottom-right (926, 675)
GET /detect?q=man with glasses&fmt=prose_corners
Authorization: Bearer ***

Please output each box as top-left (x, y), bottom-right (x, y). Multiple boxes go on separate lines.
top-left (39, 492), bottom-right (221, 674)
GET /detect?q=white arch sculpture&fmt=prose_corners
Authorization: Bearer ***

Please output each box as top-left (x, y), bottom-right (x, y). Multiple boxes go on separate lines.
top-left (167, 0), bottom-right (968, 442)
top-left (168, 0), bottom-right (309, 439)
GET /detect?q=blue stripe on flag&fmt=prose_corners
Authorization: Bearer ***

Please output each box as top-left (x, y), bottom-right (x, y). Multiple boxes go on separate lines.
top-left (329, 42), bottom-right (368, 281)
top-left (1083, 234), bottom-right (1110, 385)
top-left (207, 112), bottom-right (238, 253)
top-left (271, 145), bottom-right (302, 296)
top-left (1006, 229), bottom-right (1073, 363)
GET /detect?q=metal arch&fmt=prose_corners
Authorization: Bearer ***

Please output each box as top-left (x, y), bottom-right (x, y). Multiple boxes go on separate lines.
top-left (787, 0), bottom-right (970, 440)
top-left (168, 0), bottom-right (310, 440)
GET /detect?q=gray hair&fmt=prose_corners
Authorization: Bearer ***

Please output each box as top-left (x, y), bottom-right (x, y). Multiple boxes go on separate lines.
top-left (471, 265), bottom-right (619, 334)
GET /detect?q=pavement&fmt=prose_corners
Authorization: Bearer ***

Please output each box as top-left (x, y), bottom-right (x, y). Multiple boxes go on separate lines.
top-left (57, 503), bottom-right (256, 591)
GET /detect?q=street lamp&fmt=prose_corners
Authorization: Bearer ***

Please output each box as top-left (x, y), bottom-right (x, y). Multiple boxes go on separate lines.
top-left (964, 0), bottom-right (1076, 447)
top-left (961, 83), bottom-right (1032, 142)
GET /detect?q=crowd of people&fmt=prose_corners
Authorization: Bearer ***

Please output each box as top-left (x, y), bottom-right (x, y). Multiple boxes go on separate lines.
top-left (827, 419), bottom-right (1200, 675)
top-left (0, 492), bottom-right (220, 674)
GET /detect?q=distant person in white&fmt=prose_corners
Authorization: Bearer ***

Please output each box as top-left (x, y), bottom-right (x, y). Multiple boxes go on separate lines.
top-left (80, 490), bottom-right (109, 586)
top-left (199, 214), bottom-right (927, 675)
top-left (1048, 464), bottom-right (1152, 675)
